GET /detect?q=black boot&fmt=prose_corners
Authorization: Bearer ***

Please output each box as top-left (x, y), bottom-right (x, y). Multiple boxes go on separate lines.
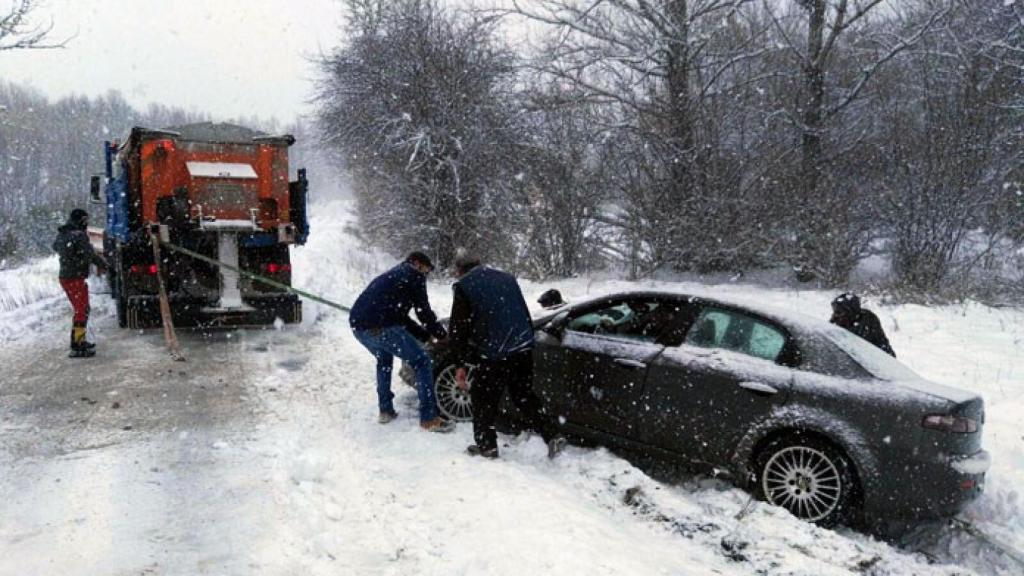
top-left (69, 342), bottom-right (96, 358)
top-left (466, 444), bottom-right (499, 459)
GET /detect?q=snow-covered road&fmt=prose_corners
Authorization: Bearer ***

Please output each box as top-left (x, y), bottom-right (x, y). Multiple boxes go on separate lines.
top-left (2, 201), bottom-right (1022, 575)
top-left (0, 312), bottom-right (318, 574)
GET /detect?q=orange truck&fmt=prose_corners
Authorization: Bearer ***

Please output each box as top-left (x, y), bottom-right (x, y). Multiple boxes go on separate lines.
top-left (91, 122), bottom-right (309, 329)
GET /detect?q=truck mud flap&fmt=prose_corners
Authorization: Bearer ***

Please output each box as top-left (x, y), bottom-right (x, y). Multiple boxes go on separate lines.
top-left (126, 296), bottom-right (162, 330)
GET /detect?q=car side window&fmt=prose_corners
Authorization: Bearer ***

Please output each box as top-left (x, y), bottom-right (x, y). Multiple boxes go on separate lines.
top-left (685, 307), bottom-right (787, 362)
top-left (566, 298), bottom-right (677, 343)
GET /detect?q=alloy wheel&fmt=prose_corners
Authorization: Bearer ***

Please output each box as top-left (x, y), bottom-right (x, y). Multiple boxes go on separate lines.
top-left (434, 364), bottom-right (475, 422)
top-left (761, 445), bottom-right (843, 522)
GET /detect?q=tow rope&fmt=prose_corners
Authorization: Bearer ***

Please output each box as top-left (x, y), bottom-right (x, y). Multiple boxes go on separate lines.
top-left (949, 518), bottom-right (1024, 570)
top-left (155, 238), bottom-right (352, 313)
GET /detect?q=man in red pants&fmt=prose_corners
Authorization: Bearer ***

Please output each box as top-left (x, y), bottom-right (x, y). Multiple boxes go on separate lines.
top-left (52, 209), bottom-right (106, 358)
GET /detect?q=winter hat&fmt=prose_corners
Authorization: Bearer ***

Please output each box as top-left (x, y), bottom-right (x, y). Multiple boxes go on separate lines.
top-left (68, 208), bottom-right (89, 229)
top-left (537, 289), bottom-right (565, 309)
top-left (406, 251), bottom-right (435, 272)
top-left (831, 292), bottom-right (861, 313)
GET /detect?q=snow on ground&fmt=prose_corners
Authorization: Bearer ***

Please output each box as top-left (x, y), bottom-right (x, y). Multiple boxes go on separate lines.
top-left (2, 199), bottom-right (1022, 575)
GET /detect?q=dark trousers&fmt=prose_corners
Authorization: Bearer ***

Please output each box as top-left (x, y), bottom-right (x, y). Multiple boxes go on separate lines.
top-left (470, 351), bottom-right (556, 452)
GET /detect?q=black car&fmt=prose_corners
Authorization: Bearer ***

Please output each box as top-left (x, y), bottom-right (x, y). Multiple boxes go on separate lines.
top-left (404, 291), bottom-right (989, 527)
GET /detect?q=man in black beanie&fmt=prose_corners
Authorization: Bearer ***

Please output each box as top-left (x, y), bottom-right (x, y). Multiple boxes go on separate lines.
top-left (52, 209), bottom-right (107, 358)
top-left (830, 292), bottom-right (895, 357)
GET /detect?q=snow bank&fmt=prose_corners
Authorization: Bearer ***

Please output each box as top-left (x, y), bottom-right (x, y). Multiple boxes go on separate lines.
top-left (0, 256), bottom-right (111, 343)
top-left (289, 201), bottom-right (394, 319)
top-left (0, 256), bottom-right (61, 314)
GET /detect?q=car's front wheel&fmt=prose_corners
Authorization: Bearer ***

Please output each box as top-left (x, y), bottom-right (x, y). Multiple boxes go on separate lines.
top-left (434, 364), bottom-right (476, 422)
top-left (755, 436), bottom-right (857, 526)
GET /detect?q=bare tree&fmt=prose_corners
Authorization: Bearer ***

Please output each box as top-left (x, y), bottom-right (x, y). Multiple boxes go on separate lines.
top-left (873, 0), bottom-right (1024, 298)
top-left (0, 0), bottom-right (66, 52)
top-left (762, 0), bottom-right (950, 284)
top-left (513, 82), bottom-right (610, 277)
top-left (315, 0), bottom-right (526, 268)
top-left (509, 1), bottom-right (787, 274)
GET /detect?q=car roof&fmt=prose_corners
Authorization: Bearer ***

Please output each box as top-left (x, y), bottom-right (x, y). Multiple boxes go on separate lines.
top-left (560, 289), bottom-right (977, 403)
top-left (581, 289), bottom-right (826, 336)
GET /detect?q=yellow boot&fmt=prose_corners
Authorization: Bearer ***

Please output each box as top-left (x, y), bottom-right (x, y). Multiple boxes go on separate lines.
top-left (69, 323), bottom-right (95, 358)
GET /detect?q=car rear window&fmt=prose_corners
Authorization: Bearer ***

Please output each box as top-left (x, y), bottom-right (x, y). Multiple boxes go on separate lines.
top-left (824, 325), bottom-right (920, 381)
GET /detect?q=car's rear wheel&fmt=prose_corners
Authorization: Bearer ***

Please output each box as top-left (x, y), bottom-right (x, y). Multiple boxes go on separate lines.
top-left (434, 364), bottom-right (476, 422)
top-left (756, 436), bottom-right (856, 526)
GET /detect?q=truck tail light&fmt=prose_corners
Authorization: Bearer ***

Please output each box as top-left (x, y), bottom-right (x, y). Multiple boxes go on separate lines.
top-left (129, 264), bottom-right (159, 275)
top-left (922, 414), bottom-right (978, 434)
top-left (263, 263), bottom-right (291, 274)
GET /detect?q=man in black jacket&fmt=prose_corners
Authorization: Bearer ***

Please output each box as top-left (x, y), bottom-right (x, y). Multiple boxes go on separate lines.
top-left (52, 209), bottom-right (107, 358)
top-left (350, 252), bottom-right (453, 432)
top-left (449, 251), bottom-right (565, 459)
top-left (830, 293), bottom-right (896, 357)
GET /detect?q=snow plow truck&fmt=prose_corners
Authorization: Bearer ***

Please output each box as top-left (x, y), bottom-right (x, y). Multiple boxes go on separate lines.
top-left (91, 122), bottom-right (309, 329)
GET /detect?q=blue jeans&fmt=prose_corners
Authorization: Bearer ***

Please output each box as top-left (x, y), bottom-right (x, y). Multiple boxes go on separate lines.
top-left (353, 326), bottom-right (438, 422)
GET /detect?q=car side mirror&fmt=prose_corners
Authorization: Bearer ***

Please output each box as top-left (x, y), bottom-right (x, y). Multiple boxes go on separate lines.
top-left (541, 310), bottom-right (571, 340)
top-left (89, 175), bottom-right (104, 204)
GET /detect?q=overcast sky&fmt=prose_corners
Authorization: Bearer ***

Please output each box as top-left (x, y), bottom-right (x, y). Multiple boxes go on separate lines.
top-left (0, 0), bottom-right (345, 122)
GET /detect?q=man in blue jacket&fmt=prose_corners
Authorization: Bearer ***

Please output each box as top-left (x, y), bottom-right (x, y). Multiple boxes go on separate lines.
top-left (449, 251), bottom-right (565, 458)
top-left (350, 252), bottom-right (453, 432)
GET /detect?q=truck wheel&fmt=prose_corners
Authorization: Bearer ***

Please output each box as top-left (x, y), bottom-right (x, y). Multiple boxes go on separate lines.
top-left (117, 292), bottom-right (127, 328)
top-left (434, 364), bottom-right (475, 422)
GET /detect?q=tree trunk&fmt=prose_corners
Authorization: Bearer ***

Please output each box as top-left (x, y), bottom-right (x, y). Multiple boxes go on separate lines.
top-left (801, 0), bottom-right (826, 208)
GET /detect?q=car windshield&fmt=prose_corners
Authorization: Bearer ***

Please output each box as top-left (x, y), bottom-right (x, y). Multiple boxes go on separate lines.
top-left (823, 325), bottom-right (919, 381)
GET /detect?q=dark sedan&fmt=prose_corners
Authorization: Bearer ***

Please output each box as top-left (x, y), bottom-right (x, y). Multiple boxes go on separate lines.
top-left (404, 291), bottom-right (989, 527)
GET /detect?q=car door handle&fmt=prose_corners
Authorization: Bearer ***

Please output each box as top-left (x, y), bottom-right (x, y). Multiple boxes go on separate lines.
top-left (613, 358), bottom-right (647, 369)
top-left (738, 381), bottom-right (778, 396)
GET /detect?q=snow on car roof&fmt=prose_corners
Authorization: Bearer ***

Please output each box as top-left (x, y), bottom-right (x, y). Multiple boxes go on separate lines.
top-left (585, 288), bottom-right (825, 331)
top-left (580, 289), bottom-right (978, 403)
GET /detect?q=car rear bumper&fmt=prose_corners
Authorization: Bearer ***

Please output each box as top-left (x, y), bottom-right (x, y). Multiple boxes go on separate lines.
top-left (865, 448), bottom-right (989, 521)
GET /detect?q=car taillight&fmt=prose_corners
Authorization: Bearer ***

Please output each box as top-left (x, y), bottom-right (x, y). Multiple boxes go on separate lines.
top-left (263, 263), bottom-right (291, 274)
top-left (922, 414), bottom-right (979, 433)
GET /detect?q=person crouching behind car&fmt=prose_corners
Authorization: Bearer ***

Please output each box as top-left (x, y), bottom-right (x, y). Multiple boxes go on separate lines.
top-left (449, 250), bottom-right (566, 459)
top-left (350, 252), bottom-right (454, 433)
top-left (52, 208), bottom-right (107, 358)
top-left (537, 288), bottom-right (566, 310)
top-left (830, 292), bottom-right (896, 357)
